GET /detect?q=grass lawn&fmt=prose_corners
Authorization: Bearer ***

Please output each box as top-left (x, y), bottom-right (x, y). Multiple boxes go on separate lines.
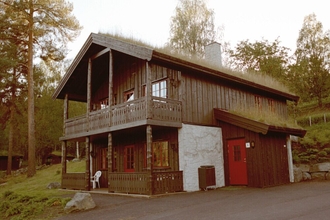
top-left (0, 159), bottom-right (85, 220)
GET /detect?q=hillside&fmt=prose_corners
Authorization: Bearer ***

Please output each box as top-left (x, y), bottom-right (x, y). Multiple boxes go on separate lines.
top-left (0, 160), bottom-right (85, 219)
top-left (292, 99), bottom-right (330, 164)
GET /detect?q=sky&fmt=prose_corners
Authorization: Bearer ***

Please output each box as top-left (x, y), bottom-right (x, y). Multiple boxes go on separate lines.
top-left (67, 0), bottom-right (330, 59)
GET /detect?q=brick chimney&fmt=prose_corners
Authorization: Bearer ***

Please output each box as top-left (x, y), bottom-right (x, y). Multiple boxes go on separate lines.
top-left (205, 42), bottom-right (222, 68)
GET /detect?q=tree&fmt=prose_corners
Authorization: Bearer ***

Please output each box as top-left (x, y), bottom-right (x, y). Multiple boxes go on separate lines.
top-left (0, 0), bottom-right (81, 177)
top-left (228, 38), bottom-right (290, 83)
top-left (289, 13), bottom-right (330, 106)
top-left (0, 2), bottom-right (28, 175)
top-left (168, 0), bottom-right (218, 58)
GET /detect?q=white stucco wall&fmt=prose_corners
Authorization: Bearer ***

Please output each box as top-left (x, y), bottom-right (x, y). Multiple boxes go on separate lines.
top-left (178, 123), bottom-right (225, 191)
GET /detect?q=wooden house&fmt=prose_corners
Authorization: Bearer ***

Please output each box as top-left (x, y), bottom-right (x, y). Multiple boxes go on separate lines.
top-left (0, 151), bottom-right (22, 171)
top-left (53, 33), bottom-right (306, 194)
top-left (44, 151), bottom-right (75, 165)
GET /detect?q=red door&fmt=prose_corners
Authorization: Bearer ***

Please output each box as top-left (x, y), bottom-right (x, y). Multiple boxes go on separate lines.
top-left (228, 138), bottom-right (248, 185)
top-left (124, 145), bottom-right (135, 172)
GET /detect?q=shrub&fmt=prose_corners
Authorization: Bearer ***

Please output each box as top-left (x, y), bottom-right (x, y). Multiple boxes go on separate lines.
top-left (324, 148), bottom-right (330, 154)
top-left (306, 148), bottom-right (319, 154)
top-left (299, 156), bottom-right (310, 163)
top-left (318, 151), bottom-right (327, 157)
top-left (317, 157), bottom-right (329, 163)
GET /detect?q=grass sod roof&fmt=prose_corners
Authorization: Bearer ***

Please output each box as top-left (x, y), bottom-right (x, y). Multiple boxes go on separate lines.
top-left (53, 32), bottom-right (298, 102)
top-left (100, 32), bottom-right (295, 97)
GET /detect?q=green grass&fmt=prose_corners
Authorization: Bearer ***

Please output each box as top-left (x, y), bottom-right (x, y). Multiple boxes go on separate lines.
top-left (0, 160), bottom-right (85, 219)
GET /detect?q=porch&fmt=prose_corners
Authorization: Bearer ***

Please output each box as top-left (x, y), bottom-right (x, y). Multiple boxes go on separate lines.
top-left (64, 97), bottom-right (182, 138)
top-left (62, 171), bottom-right (184, 195)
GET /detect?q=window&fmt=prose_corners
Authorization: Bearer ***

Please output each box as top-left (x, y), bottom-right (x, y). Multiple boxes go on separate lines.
top-left (233, 145), bottom-right (241, 162)
top-left (124, 89), bottom-right (134, 102)
top-left (100, 148), bottom-right (108, 170)
top-left (153, 141), bottom-right (169, 167)
top-left (152, 80), bottom-right (167, 98)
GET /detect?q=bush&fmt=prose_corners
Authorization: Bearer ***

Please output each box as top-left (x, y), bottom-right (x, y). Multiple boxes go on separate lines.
top-left (324, 148), bottom-right (330, 154)
top-left (317, 157), bottom-right (329, 163)
top-left (318, 151), bottom-right (327, 157)
top-left (306, 148), bottom-right (319, 154)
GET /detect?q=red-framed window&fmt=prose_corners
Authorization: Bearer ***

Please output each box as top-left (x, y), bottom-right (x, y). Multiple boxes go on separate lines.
top-left (153, 141), bottom-right (169, 167)
top-left (143, 141), bottom-right (170, 168)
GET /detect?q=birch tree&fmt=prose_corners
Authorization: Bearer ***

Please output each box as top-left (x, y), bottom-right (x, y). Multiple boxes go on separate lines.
top-left (290, 13), bottom-right (330, 106)
top-left (168, 0), bottom-right (218, 58)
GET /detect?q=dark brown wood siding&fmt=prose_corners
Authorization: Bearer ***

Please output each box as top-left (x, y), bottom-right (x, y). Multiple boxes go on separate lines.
top-left (219, 121), bottom-right (289, 188)
top-left (181, 72), bottom-right (288, 125)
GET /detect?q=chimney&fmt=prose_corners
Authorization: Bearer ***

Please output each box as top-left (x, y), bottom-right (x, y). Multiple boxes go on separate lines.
top-left (205, 42), bottom-right (222, 68)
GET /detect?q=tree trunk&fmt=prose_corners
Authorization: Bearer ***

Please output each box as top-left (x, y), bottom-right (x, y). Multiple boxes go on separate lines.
top-left (27, 0), bottom-right (36, 177)
top-left (7, 98), bottom-right (14, 175)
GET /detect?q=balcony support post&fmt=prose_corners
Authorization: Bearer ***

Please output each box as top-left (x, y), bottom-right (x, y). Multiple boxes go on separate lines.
top-left (107, 132), bottom-right (113, 192)
top-left (146, 61), bottom-right (152, 119)
top-left (85, 136), bottom-right (91, 191)
top-left (146, 125), bottom-right (153, 195)
top-left (87, 58), bottom-right (92, 131)
top-left (108, 50), bottom-right (113, 126)
top-left (61, 140), bottom-right (67, 176)
top-left (63, 94), bottom-right (68, 135)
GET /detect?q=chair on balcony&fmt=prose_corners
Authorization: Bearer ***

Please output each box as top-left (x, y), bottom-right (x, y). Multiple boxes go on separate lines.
top-left (91, 171), bottom-right (102, 189)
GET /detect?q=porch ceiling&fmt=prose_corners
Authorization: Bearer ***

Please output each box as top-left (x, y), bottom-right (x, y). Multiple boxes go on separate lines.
top-left (214, 108), bottom-right (306, 137)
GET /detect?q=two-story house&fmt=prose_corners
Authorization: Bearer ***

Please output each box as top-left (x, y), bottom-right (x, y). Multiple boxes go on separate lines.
top-left (53, 33), bottom-right (305, 195)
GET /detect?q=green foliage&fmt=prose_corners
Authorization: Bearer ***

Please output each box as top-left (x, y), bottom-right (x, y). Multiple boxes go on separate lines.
top-left (228, 38), bottom-right (290, 84)
top-left (289, 13), bottom-right (330, 106)
top-left (306, 148), bottom-right (319, 154)
top-left (168, 0), bottom-right (218, 58)
top-left (318, 150), bottom-right (327, 157)
top-left (0, 163), bottom-right (82, 219)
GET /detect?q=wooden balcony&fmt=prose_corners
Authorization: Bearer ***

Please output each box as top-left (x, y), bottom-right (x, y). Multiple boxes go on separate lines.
top-left (64, 97), bottom-right (182, 138)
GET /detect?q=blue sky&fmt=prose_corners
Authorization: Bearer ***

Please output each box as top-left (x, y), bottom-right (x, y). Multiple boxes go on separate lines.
top-left (67, 0), bottom-right (330, 59)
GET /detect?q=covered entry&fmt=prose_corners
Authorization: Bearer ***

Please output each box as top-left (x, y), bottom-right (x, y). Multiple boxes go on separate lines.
top-left (214, 108), bottom-right (306, 187)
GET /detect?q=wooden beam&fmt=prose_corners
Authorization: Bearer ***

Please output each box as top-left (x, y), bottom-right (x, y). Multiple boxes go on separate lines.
top-left (91, 48), bottom-right (110, 60)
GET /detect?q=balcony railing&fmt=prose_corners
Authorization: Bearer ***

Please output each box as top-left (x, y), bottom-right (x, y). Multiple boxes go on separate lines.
top-left (109, 171), bottom-right (183, 195)
top-left (64, 97), bottom-right (182, 136)
top-left (62, 171), bottom-right (183, 195)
